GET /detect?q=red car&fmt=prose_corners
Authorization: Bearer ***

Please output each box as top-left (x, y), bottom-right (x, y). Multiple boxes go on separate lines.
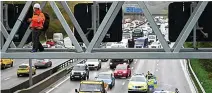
top-left (114, 64), bottom-right (131, 78)
top-left (46, 39), bottom-right (55, 46)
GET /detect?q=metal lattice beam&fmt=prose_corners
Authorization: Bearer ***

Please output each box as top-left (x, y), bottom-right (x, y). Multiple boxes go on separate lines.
top-left (137, 1), bottom-right (171, 52)
top-left (1, 1), bottom-right (32, 52)
top-left (173, 1), bottom-right (208, 52)
top-left (86, 1), bottom-right (124, 52)
top-left (1, 1), bottom-right (212, 59)
top-left (1, 52), bottom-right (212, 59)
top-left (18, 1), bottom-right (47, 48)
top-left (49, 1), bottom-right (83, 52)
top-left (60, 1), bottom-right (89, 47)
top-left (6, 48), bottom-right (212, 52)
top-left (0, 22), bottom-right (16, 48)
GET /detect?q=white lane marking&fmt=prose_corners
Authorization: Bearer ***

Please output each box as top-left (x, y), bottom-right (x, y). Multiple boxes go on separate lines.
top-left (4, 77), bottom-right (10, 80)
top-left (157, 64), bottom-right (159, 66)
top-left (156, 69), bottom-right (159, 72)
top-left (122, 82), bottom-right (125, 85)
top-left (45, 76), bottom-right (69, 93)
top-left (180, 60), bottom-right (196, 93)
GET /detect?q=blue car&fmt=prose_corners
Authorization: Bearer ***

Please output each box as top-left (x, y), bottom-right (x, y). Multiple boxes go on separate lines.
top-left (95, 72), bottom-right (115, 89)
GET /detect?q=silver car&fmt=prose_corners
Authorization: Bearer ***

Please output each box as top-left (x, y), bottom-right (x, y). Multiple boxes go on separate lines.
top-left (34, 59), bottom-right (52, 68)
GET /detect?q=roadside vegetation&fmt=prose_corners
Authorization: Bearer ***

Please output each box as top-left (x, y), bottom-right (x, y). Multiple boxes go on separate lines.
top-left (185, 42), bottom-right (212, 93)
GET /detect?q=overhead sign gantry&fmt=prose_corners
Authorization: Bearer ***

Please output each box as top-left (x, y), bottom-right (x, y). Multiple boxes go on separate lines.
top-left (1, 1), bottom-right (212, 59)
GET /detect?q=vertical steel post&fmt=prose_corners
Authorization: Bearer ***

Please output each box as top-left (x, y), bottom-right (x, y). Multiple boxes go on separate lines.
top-left (86, 1), bottom-right (124, 52)
top-left (191, 2), bottom-right (197, 49)
top-left (173, 2), bottom-right (208, 52)
top-left (1, 1), bottom-right (4, 49)
top-left (49, 1), bottom-right (83, 52)
top-left (92, 1), bottom-right (97, 34)
top-left (2, 1), bottom-right (32, 52)
top-left (29, 59), bottom-right (33, 87)
top-left (60, 1), bottom-right (89, 47)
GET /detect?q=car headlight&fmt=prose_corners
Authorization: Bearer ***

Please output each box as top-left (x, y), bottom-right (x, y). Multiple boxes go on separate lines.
top-left (94, 64), bottom-right (98, 66)
top-left (128, 83), bottom-right (133, 88)
top-left (81, 72), bottom-right (84, 75)
top-left (109, 62), bottom-right (112, 65)
top-left (123, 71), bottom-right (127, 73)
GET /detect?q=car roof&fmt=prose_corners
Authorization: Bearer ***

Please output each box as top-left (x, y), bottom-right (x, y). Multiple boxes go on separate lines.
top-left (132, 73), bottom-right (145, 77)
top-left (99, 72), bottom-right (112, 75)
top-left (116, 64), bottom-right (128, 68)
top-left (76, 64), bottom-right (86, 66)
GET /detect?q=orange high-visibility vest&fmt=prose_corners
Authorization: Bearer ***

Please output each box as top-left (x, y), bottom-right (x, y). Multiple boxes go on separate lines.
top-left (30, 13), bottom-right (45, 29)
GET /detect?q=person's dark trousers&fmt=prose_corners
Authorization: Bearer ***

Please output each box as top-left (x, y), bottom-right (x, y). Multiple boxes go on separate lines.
top-left (32, 29), bottom-right (44, 52)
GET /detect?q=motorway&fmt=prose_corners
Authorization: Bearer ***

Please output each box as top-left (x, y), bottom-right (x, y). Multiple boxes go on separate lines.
top-left (1, 59), bottom-right (69, 90)
top-left (42, 59), bottom-right (193, 93)
top-left (1, 37), bottom-right (72, 90)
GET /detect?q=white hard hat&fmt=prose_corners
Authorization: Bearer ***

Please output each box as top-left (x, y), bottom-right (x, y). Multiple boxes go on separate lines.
top-left (33, 3), bottom-right (41, 9)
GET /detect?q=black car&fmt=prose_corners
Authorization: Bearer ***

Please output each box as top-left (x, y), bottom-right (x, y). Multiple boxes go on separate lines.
top-left (109, 59), bottom-right (129, 69)
top-left (70, 64), bottom-right (89, 80)
top-left (99, 59), bottom-right (108, 62)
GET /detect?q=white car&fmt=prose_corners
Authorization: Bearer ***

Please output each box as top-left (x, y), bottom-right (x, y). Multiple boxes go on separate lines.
top-left (148, 34), bottom-right (157, 43)
top-left (85, 59), bottom-right (101, 70)
top-left (148, 42), bottom-right (162, 48)
top-left (111, 42), bottom-right (127, 48)
top-left (53, 33), bottom-right (64, 42)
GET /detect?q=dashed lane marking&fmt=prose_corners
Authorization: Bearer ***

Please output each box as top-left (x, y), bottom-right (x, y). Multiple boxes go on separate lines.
top-left (122, 82), bottom-right (125, 85)
top-left (4, 77), bottom-right (10, 80)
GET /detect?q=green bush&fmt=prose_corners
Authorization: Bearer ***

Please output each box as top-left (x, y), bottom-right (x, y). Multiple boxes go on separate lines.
top-left (199, 59), bottom-right (212, 72)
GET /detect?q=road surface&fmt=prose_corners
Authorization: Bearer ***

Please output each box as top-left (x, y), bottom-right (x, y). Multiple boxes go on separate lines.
top-left (42, 59), bottom-right (193, 93)
top-left (1, 59), bottom-right (69, 90)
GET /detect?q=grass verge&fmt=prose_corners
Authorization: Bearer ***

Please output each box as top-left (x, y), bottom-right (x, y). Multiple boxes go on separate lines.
top-left (189, 59), bottom-right (212, 93)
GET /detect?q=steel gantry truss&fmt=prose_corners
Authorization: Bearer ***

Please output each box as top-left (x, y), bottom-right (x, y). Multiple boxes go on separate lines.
top-left (1, 1), bottom-right (212, 59)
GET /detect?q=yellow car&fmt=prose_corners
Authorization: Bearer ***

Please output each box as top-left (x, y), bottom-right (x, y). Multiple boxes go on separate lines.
top-left (128, 74), bottom-right (148, 93)
top-left (75, 80), bottom-right (107, 93)
top-left (0, 59), bottom-right (14, 69)
top-left (17, 64), bottom-right (36, 77)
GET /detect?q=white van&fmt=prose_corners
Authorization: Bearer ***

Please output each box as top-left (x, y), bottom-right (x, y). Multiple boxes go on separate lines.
top-left (53, 33), bottom-right (64, 42)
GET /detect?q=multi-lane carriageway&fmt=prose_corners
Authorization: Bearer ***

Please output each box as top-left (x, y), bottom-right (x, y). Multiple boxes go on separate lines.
top-left (42, 59), bottom-right (194, 93)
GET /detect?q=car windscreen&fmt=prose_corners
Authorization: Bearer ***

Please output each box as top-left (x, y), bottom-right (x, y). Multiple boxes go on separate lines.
top-left (79, 84), bottom-right (102, 92)
top-left (98, 74), bottom-right (111, 79)
top-left (116, 65), bottom-right (127, 70)
top-left (111, 59), bottom-right (124, 62)
top-left (131, 76), bottom-right (146, 82)
top-left (19, 65), bottom-right (28, 68)
top-left (151, 46), bottom-right (157, 48)
top-left (73, 66), bottom-right (85, 70)
top-left (149, 35), bottom-right (156, 39)
top-left (133, 32), bottom-right (143, 37)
